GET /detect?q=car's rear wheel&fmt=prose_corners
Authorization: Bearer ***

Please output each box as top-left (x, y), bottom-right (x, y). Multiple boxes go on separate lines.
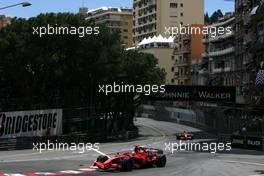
top-left (156, 155), bottom-right (166, 167)
top-left (97, 155), bottom-right (108, 163)
top-left (120, 158), bottom-right (134, 171)
top-left (157, 149), bottom-right (163, 154)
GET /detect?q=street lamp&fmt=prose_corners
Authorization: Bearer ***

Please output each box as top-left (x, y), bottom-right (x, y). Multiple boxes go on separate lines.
top-left (0, 2), bottom-right (32, 10)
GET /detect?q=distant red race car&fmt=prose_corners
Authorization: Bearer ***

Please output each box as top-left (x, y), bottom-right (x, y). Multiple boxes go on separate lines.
top-left (93, 145), bottom-right (166, 171)
top-left (176, 131), bottom-right (194, 140)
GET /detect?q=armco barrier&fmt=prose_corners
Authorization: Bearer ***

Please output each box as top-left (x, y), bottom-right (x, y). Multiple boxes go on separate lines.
top-left (231, 135), bottom-right (264, 151)
top-left (0, 138), bottom-right (16, 150)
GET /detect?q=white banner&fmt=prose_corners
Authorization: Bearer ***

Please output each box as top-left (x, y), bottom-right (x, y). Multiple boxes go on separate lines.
top-left (0, 109), bottom-right (62, 138)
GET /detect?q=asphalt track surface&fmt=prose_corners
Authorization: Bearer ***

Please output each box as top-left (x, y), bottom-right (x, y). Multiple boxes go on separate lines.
top-left (0, 117), bottom-right (264, 176)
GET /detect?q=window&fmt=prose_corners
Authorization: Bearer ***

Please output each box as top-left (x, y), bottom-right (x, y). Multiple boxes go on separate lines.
top-left (171, 79), bottom-right (175, 83)
top-left (180, 3), bottom-right (183, 7)
top-left (171, 56), bottom-right (175, 60)
top-left (123, 29), bottom-right (128, 32)
top-left (124, 36), bottom-right (128, 39)
top-left (170, 3), bottom-right (178, 8)
top-left (180, 13), bottom-right (183, 17)
top-left (171, 67), bottom-right (175, 71)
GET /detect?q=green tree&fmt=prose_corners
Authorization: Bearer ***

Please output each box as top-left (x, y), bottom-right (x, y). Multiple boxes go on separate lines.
top-left (0, 13), bottom-right (165, 133)
top-left (204, 12), bottom-right (210, 24)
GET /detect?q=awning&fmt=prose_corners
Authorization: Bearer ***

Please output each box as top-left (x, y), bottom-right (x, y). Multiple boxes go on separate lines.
top-left (214, 59), bottom-right (224, 65)
top-left (137, 35), bottom-right (175, 46)
top-left (251, 5), bottom-right (259, 15)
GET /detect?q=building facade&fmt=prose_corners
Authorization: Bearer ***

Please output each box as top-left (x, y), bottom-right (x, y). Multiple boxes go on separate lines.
top-left (133, 0), bottom-right (204, 44)
top-left (199, 14), bottom-right (235, 87)
top-left (172, 24), bottom-right (205, 85)
top-left (235, 0), bottom-right (264, 104)
top-left (86, 7), bottom-right (133, 47)
top-left (0, 15), bottom-right (11, 29)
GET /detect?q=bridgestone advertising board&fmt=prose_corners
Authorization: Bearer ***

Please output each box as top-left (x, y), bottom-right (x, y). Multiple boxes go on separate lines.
top-left (0, 109), bottom-right (62, 138)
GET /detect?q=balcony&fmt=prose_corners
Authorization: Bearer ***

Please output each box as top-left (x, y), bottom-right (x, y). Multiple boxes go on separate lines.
top-left (208, 47), bottom-right (235, 57)
top-left (208, 32), bottom-right (234, 43)
top-left (198, 69), bottom-right (209, 74)
top-left (213, 68), bottom-right (224, 73)
top-left (181, 34), bottom-right (191, 41)
top-left (174, 46), bottom-right (191, 54)
top-left (174, 60), bottom-right (190, 67)
top-left (180, 46), bottom-right (191, 53)
top-left (202, 52), bottom-right (209, 58)
top-left (224, 67), bottom-right (231, 72)
top-left (175, 74), bottom-right (190, 80)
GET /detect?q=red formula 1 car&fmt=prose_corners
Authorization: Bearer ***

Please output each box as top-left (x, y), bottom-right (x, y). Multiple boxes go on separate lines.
top-left (176, 131), bottom-right (194, 140)
top-left (93, 145), bottom-right (166, 171)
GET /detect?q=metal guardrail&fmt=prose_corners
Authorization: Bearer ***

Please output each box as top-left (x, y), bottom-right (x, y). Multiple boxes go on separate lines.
top-left (0, 138), bottom-right (16, 150)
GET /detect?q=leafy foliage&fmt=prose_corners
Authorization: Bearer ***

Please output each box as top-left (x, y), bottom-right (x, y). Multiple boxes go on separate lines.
top-left (204, 9), bottom-right (224, 24)
top-left (0, 13), bottom-right (165, 131)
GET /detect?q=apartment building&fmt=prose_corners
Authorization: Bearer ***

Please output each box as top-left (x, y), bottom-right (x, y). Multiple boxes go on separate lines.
top-left (86, 7), bottom-right (133, 47)
top-left (235, 0), bottom-right (264, 104)
top-left (0, 15), bottom-right (11, 29)
top-left (133, 0), bottom-right (204, 44)
top-left (199, 14), bottom-right (235, 87)
top-left (172, 24), bottom-right (205, 85)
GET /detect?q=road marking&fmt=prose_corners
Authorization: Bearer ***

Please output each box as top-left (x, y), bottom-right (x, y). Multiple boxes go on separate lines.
top-left (77, 168), bottom-right (96, 171)
top-left (57, 170), bottom-right (83, 174)
top-left (34, 173), bottom-right (54, 175)
top-left (213, 159), bottom-right (264, 166)
top-left (1, 167), bottom-right (99, 176)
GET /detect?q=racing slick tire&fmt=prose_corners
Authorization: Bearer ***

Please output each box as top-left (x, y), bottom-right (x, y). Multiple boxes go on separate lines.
top-left (156, 154), bottom-right (166, 167)
top-left (97, 155), bottom-right (108, 163)
top-left (157, 149), bottom-right (164, 154)
top-left (120, 158), bottom-right (134, 171)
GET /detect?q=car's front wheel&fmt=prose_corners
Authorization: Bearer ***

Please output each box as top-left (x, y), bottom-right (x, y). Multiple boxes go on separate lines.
top-left (120, 158), bottom-right (134, 171)
top-left (156, 155), bottom-right (166, 167)
top-left (97, 155), bottom-right (108, 163)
